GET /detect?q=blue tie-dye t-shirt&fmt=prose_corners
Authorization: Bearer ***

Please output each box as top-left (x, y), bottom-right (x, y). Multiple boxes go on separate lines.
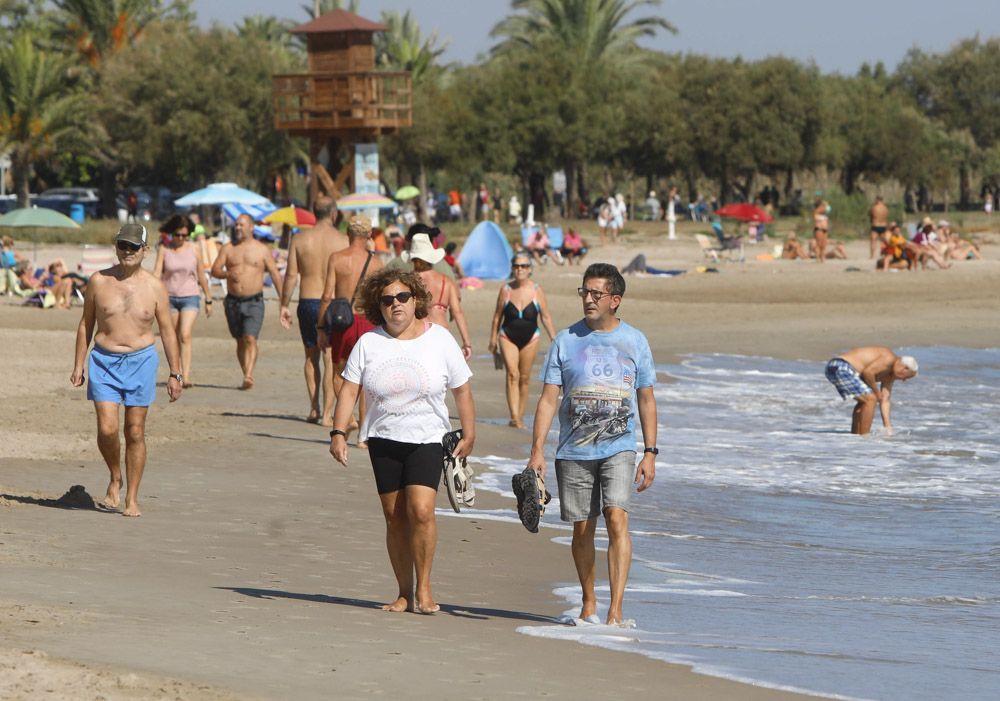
top-left (541, 319), bottom-right (656, 460)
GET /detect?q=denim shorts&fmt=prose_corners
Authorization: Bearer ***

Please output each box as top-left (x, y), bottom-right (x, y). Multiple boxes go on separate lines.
top-left (555, 450), bottom-right (636, 522)
top-left (169, 295), bottom-right (201, 313)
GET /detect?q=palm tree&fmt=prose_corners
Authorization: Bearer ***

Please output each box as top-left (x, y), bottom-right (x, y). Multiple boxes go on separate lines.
top-left (491, 0), bottom-right (675, 73)
top-left (237, 15), bottom-right (295, 51)
top-left (374, 9), bottom-right (448, 84)
top-left (301, 0), bottom-right (360, 20)
top-left (491, 0), bottom-right (675, 216)
top-left (52, 0), bottom-right (169, 66)
top-left (0, 34), bottom-right (94, 207)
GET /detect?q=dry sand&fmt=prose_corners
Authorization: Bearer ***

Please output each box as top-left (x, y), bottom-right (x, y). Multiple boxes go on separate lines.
top-left (1, 234), bottom-right (998, 700)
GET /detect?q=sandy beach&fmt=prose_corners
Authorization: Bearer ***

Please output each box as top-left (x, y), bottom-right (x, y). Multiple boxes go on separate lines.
top-left (2, 232), bottom-right (998, 700)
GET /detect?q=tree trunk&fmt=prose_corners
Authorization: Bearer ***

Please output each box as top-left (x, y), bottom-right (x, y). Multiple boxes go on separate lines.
top-left (783, 168), bottom-right (794, 206)
top-left (685, 168), bottom-right (698, 202)
top-left (564, 162), bottom-right (575, 221)
top-left (528, 172), bottom-right (545, 221)
top-left (841, 167), bottom-right (857, 196)
top-left (959, 164), bottom-right (970, 210)
top-left (417, 161), bottom-right (428, 221)
top-left (577, 163), bottom-right (589, 216)
top-left (12, 150), bottom-right (31, 209)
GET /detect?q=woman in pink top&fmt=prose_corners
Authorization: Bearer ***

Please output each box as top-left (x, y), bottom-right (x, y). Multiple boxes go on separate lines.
top-left (154, 214), bottom-right (212, 387)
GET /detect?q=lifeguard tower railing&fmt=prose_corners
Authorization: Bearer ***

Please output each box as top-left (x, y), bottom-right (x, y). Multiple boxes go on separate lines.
top-left (272, 71), bottom-right (412, 135)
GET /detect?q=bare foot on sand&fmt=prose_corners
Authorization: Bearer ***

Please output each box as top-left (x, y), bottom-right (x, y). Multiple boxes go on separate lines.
top-left (319, 416), bottom-right (333, 428)
top-left (414, 600), bottom-right (440, 615)
top-left (102, 478), bottom-right (122, 509)
top-left (122, 500), bottom-right (142, 517)
top-left (306, 411), bottom-right (320, 424)
top-left (508, 419), bottom-right (525, 429)
top-left (356, 441), bottom-right (368, 450)
top-left (240, 377), bottom-right (254, 390)
top-left (381, 596), bottom-right (409, 612)
top-left (579, 601), bottom-right (598, 621)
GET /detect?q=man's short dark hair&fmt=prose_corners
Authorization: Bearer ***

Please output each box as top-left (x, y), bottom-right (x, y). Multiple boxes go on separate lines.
top-left (583, 263), bottom-right (625, 297)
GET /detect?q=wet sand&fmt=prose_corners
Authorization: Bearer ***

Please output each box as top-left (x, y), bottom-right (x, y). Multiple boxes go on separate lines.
top-left (1, 234), bottom-right (998, 699)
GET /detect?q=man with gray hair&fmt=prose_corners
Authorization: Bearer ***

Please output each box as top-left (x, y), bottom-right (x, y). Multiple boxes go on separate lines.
top-left (825, 346), bottom-right (918, 435)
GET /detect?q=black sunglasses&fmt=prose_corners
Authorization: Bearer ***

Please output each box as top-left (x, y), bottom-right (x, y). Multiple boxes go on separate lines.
top-left (116, 240), bottom-right (142, 252)
top-left (379, 291), bottom-right (414, 306)
top-left (512, 263), bottom-right (531, 269)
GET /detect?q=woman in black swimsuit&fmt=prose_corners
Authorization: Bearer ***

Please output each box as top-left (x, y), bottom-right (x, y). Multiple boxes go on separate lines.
top-left (488, 252), bottom-right (557, 428)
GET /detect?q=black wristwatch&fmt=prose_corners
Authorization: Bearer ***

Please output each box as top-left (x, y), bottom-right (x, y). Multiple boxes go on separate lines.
top-left (169, 372), bottom-right (183, 383)
top-left (330, 429), bottom-right (347, 439)
top-left (643, 447), bottom-right (659, 455)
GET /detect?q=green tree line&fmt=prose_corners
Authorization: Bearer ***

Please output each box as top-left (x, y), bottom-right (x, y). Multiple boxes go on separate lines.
top-left (2, 0), bottom-right (999, 217)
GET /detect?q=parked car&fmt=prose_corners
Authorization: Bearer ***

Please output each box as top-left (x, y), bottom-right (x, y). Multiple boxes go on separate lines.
top-left (33, 187), bottom-right (102, 218)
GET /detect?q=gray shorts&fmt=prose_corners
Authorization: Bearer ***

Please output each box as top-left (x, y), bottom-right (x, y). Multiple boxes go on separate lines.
top-left (555, 450), bottom-right (636, 522)
top-left (223, 292), bottom-right (264, 338)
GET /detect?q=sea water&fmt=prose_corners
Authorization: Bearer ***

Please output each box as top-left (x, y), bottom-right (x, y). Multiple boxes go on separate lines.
top-left (460, 347), bottom-right (1000, 701)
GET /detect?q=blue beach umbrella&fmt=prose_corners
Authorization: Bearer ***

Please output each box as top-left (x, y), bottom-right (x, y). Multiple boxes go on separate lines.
top-left (174, 183), bottom-right (271, 207)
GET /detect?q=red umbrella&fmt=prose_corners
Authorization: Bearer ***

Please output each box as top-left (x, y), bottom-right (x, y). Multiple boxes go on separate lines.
top-left (715, 203), bottom-right (773, 223)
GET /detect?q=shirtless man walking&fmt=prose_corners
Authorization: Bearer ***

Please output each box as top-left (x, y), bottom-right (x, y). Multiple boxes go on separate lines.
top-left (825, 346), bottom-right (918, 435)
top-left (869, 196), bottom-right (889, 259)
top-left (70, 224), bottom-right (183, 517)
top-left (279, 197), bottom-right (348, 424)
top-left (211, 214), bottom-right (283, 389)
top-left (317, 216), bottom-right (383, 432)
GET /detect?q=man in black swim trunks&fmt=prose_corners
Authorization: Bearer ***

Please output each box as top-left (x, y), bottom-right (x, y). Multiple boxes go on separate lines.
top-left (869, 195), bottom-right (889, 259)
top-left (211, 214), bottom-right (283, 389)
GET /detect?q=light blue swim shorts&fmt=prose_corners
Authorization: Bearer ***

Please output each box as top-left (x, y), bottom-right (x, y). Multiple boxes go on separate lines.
top-left (87, 344), bottom-right (159, 406)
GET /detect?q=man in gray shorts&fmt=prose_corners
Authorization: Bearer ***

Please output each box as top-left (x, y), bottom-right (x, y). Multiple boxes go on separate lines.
top-left (211, 214), bottom-right (283, 389)
top-left (529, 263), bottom-right (658, 625)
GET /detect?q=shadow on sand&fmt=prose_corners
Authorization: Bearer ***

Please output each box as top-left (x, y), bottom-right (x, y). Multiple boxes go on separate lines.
top-left (219, 411), bottom-right (314, 424)
top-left (0, 484), bottom-right (116, 514)
top-left (248, 432), bottom-right (330, 446)
top-left (218, 586), bottom-right (563, 624)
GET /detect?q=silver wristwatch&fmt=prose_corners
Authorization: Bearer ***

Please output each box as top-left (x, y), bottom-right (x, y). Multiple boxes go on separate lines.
top-left (169, 372), bottom-right (184, 383)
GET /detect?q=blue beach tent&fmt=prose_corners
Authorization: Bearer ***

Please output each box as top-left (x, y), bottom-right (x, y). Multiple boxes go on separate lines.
top-left (458, 221), bottom-right (514, 280)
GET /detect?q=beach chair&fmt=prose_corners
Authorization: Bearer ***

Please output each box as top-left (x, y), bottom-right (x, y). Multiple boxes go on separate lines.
top-left (546, 226), bottom-right (565, 264)
top-left (695, 234), bottom-right (721, 262)
top-left (711, 222), bottom-right (744, 262)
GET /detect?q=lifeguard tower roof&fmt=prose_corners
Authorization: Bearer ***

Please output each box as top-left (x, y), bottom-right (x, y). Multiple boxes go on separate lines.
top-left (291, 9), bottom-right (387, 34)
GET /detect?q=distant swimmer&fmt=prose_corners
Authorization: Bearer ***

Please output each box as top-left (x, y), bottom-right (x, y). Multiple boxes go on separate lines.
top-left (70, 224), bottom-right (183, 516)
top-left (825, 346), bottom-right (918, 435)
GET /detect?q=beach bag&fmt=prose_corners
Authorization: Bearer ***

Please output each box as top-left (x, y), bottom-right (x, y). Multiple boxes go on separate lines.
top-left (323, 252), bottom-right (373, 332)
top-left (323, 298), bottom-right (354, 332)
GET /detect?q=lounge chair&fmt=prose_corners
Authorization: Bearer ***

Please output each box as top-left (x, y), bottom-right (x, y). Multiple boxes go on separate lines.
top-left (711, 222), bottom-right (744, 262)
top-left (695, 234), bottom-right (721, 262)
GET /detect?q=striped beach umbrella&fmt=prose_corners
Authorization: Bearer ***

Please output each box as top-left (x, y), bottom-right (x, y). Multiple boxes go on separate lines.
top-left (262, 206), bottom-right (316, 227)
top-left (337, 193), bottom-right (397, 211)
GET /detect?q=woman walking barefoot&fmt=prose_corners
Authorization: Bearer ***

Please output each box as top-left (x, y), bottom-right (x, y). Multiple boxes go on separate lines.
top-left (488, 252), bottom-right (556, 428)
top-left (329, 269), bottom-right (475, 614)
top-left (154, 215), bottom-right (212, 387)
top-left (404, 233), bottom-right (473, 359)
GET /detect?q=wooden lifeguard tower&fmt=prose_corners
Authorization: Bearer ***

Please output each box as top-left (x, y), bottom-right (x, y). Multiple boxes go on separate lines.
top-left (272, 9), bottom-right (412, 202)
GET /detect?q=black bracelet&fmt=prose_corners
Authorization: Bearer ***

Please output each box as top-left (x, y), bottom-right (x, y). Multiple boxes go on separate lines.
top-left (330, 429), bottom-right (347, 438)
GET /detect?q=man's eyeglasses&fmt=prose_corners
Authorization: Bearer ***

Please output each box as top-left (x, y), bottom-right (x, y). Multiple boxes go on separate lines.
top-left (512, 263), bottom-right (531, 269)
top-left (577, 287), bottom-right (614, 301)
top-left (116, 240), bottom-right (141, 253)
top-left (379, 291), bottom-right (414, 306)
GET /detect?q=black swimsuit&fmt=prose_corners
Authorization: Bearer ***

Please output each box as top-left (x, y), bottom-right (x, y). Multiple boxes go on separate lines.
top-left (499, 284), bottom-right (541, 350)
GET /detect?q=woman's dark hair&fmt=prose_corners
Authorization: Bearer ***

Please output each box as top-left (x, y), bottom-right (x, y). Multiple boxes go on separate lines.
top-left (161, 214), bottom-right (194, 235)
top-left (358, 268), bottom-right (432, 326)
top-left (445, 242), bottom-right (457, 255)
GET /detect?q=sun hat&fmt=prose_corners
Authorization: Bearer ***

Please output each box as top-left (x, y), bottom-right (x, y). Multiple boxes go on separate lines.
top-left (115, 223), bottom-right (148, 247)
top-left (401, 233), bottom-right (445, 265)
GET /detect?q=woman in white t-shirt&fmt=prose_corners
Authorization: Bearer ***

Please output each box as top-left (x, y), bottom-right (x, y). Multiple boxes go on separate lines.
top-left (329, 268), bottom-right (475, 615)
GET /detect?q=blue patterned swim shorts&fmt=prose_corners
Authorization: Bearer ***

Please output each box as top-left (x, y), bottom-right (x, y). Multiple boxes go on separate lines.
top-left (825, 358), bottom-right (873, 400)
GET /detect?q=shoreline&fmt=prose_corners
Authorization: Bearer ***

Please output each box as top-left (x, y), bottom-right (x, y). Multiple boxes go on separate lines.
top-left (2, 236), bottom-right (998, 699)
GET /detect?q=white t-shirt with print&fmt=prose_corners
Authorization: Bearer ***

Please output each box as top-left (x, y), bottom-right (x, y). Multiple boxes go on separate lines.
top-left (342, 322), bottom-right (472, 444)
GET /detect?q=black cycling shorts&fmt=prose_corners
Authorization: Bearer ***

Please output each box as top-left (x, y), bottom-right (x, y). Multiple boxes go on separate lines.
top-left (367, 437), bottom-right (442, 495)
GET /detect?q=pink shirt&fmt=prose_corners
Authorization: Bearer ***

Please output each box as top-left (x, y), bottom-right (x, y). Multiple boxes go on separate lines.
top-left (162, 245), bottom-right (201, 297)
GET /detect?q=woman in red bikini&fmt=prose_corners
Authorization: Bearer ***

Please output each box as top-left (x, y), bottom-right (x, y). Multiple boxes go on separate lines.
top-left (403, 233), bottom-right (473, 359)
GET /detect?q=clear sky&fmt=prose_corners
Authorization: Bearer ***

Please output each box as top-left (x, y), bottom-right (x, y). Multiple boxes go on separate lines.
top-left (193, 0), bottom-right (1000, 74)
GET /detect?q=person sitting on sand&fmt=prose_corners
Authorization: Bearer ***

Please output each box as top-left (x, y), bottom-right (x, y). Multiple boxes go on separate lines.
top-left (70, 224), bottom-right (183, 516)
top-left (879, 225), bottom-right (912, 271)
top-left (809, 238), bottom-right (847, 260)
top-left (526, 227), bottom-right (551, 264)
top-left (940, 222), bottom-right (982, 261)
top-left (561, 228), bottom-right (588, 265)
top-left (328, 268), bottom-right (475, 615)
top-left (825, 346), bottom-right (917, 435)
top-left (911, 217), bottom-right (951, 270)
top-left (781, 232), bottom-right (809, 260)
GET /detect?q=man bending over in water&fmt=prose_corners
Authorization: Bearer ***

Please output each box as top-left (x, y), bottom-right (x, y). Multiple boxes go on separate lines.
top-left (70, 224), bottom-right (183, 516)
top-left (825, 346), bottom-right (918, 435)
